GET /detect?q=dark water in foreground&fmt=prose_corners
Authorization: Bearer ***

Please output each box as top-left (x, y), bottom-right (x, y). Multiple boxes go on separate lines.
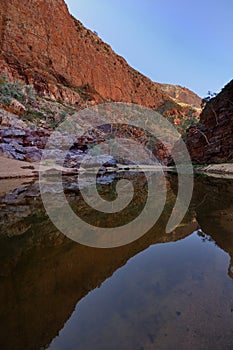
top-left (0, 173), bottom-right (232, 350)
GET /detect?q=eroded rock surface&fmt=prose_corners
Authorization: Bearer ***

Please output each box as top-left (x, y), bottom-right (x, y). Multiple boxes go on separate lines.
top-left (186, 80), bottom-right (233, 164)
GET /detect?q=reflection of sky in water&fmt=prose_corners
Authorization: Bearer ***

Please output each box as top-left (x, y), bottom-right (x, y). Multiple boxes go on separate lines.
top-left (48, 232), bottom-right (233, 350)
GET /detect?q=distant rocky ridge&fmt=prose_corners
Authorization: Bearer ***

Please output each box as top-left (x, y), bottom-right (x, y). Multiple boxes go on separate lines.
top-left (159, 83), bottom-right (202, 109)
top-left (186, 79), bottom-right (233, 164)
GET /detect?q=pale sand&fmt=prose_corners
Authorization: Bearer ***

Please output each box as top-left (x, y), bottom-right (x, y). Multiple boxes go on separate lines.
top-left (0, 155), bottom-right (39, 194)
top-left (0, 154), bottom-right (39, 179)
top-left (0, 154), bottom-right (77, 179)
top-left (196, 163), bottom-right (233, 179)
top-left (0, 154), bottom-right (80, 194)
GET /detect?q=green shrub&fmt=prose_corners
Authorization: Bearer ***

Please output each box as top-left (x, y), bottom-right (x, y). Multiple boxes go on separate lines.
top-left (0, 74), bottom-right (35, 106)
top-left (24, 109), bottom-right (46, 123)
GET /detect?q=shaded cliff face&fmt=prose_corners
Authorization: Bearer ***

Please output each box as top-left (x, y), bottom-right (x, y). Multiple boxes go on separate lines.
top-left (186, 79), bottom-right (233, 164)
top-left (192, 176), bottom-right (233, 279)
top-left (159, 83), bottom-right (202, 108)
top-left (0, 0), bottom-right (198, 117)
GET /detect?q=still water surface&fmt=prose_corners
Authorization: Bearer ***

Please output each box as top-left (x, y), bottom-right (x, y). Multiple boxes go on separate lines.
top-left (0, 173), bottom-right (232, 350)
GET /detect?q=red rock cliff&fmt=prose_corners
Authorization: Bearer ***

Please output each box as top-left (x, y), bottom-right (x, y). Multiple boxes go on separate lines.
top-left (0, 0), bottom-right (164, 107)
top-left (186, 79), bottom-right (233, 163)
top-left (0, 0), bottom-right (199, 114)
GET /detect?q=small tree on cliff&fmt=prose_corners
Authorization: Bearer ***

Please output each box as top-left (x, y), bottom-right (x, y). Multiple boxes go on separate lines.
top-left (201, 91), bottom-right (217, 109)
top-left (201, 91), bottom-right (219, 125)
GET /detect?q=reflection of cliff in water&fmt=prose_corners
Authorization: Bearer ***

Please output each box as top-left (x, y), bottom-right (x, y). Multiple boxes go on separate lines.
top-left (169, 174), bottom-right (233, 279)
top-left (0, 174), bottom-right (232, 350)
top-left (0, 174), bottom-right (196, 350)
top-left (192, 176), bottom-right (233, 279)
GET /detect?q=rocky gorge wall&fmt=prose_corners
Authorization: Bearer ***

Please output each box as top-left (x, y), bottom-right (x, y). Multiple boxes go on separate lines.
top-left (4, 0), bottom-right (228, 168)
top-left (186, 79), bottom-right (233, 164)
top-left (0, 0), bottom-right (200, 117)
top-left (0, 0), bottom-right (165, 107)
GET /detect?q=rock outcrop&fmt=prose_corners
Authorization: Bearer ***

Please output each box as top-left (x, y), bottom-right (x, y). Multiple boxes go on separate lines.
top-left (0, 108), bottom-right (174, 166)
top-left (186, 79), bottom-right (233, 164)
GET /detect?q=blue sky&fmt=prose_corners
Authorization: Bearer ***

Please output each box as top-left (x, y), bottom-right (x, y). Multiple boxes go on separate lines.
top-left (65, 0), bottom-right (233, 97)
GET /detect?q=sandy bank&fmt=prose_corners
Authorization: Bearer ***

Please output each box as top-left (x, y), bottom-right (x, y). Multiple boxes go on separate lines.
top-left (1, 155), bottom-right (233, 181)
top-left (195, 163), bottom-right (233, 179)
top-left (0, 155), bottom-right (39, 179)
top-left (0, 155), bottom-right (76, 180)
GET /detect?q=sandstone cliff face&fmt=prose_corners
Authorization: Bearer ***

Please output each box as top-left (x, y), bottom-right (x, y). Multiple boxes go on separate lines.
top-left (0, 0), bottom-right (164, 108)
top-left (0, 0), bottom-right (198, 115)
top-left (186, 79), bottom-right (233, 163)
